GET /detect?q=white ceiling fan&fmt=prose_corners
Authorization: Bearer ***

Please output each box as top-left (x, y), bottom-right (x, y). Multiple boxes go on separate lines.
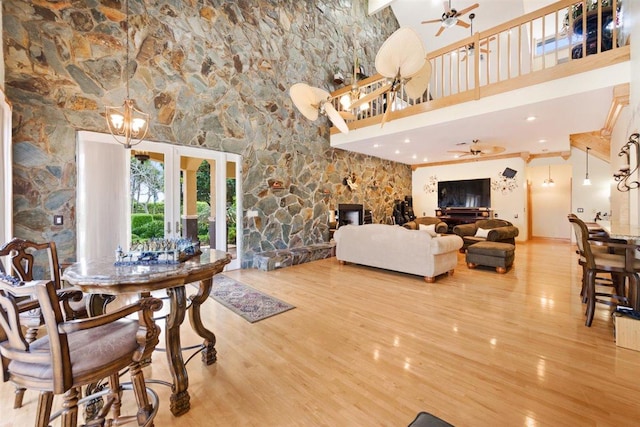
top-left (448, 139), bottom-right (505, 157)
top-left (422, 1), bottom-right (479, 37)
top-left (348, 27), bottom-right (432, 127)
top-left (289, 83), bottom-right (349, 134)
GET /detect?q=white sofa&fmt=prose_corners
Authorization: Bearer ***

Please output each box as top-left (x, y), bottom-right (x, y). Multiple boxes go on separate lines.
top-left (333, 224), bottom-right (463, 282)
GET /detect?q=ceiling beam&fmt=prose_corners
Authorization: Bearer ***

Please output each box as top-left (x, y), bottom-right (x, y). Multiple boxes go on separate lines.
top-left (601, 83), bottom-right (629, 137)
top-left (569, 132), bottom-right (610, 163)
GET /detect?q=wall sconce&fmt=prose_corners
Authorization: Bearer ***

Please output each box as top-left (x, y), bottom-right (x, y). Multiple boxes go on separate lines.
top-left (583, 147), bottom-right (591, 186)
top-left (542, 165), bottom-right (555, 187)
top-left (613, 133), bottom-right (640, 192)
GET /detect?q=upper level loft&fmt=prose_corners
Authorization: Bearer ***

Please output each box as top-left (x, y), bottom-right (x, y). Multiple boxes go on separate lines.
top-left (328, 0), bottom-right (631, 167)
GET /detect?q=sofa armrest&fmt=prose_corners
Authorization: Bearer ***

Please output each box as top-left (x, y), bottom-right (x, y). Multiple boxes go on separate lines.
top-left (430, 235), bottom-right (463, 254)
top-left (403, 221), bottom-right (418, 230)
top-left (453, 223), bottom-right (477, 237)
top-left (435, 222), bottom-right (448, 234)
top-left (487, 226), bottom-right (519, 241)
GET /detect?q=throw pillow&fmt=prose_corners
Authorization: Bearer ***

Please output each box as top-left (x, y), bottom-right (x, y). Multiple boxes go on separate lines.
top-left (419, 223), bottom-right (438, 237)
top-left (475, 227), bottom-right (490, 238)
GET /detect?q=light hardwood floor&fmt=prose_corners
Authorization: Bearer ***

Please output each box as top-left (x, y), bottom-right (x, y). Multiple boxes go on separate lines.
top-left (2, 238), bottom-right (640, 426)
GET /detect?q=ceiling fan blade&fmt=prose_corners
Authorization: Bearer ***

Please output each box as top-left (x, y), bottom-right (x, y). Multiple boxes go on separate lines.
top-left (421, 19), bottom-right (443, 25)
top-left (455, 3), bottom-right (479, 17)
top-left (339, 110), bottom-right (357, 120)
top-left (348, 83), bottom-right (391, 110)
top-left (480, 36), bottom-right (497, 46)
top-left (435, 26), bottom-right (446, 37)
top-left (289, 83), bottom-right (319, 121)
top-left (289, 83), bottom-right (329, 121)
top-left (482, 146), bottom-right (506, 155)
top-left (443, 0), bottom-right (451, 14)
top-left (380, 92), bottom-right (396, 128)
top-left (456, 20), bottom-right (470, 29)
top-left (375, 27), bottom-right (426, 79)
top-left (404, 61), bottom-right (432, 99)
top-left (324, 102), bottom-right (349, 134)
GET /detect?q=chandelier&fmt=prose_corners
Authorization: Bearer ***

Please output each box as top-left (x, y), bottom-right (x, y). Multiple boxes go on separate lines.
top-left (105, 0), bottom-right (149, 149)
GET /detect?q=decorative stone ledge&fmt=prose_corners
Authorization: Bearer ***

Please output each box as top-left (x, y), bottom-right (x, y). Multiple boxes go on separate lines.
top-left (253, 242), bottom-right (336, 271)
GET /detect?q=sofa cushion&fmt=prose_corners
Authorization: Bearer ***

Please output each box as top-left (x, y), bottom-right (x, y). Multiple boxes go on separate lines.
top-left (475, 227), bottom-right (490, 238)
top-left (419, 223), bottom-right (438, 236)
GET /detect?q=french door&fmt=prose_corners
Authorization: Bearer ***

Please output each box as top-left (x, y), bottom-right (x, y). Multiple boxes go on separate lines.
top-left (77, 131), bottom-right (242, 269)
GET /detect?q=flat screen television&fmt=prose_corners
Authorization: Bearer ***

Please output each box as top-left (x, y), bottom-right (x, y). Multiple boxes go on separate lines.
top-left (438, 178), bottom-right (491, 208)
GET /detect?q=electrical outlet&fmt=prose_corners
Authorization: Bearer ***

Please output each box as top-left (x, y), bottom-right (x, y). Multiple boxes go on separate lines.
top-left (247, 210), bottom-right (258, 218)
top-left (577, 208), bottom-right (584, 213)
top-left (53, 215), bottom-right (63, 225)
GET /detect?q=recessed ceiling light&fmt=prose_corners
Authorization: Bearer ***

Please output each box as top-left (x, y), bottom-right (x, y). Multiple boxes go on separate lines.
top-left (404, 138), bottom-right (410, 143)
top-left (395, 149), bottom-right (400, 154)
top-left (538, 139), bottom-right (546, 143)
top-left (373, 143), bottom-right (380, 148)
top-left (412, 154), bottom-right (417, 159)
top-left (454, 155), bottom-right (460, 159)
top-left (423, 157), bottom-right (428, 162)
top-left (526, 115), bottom-right (537, 121)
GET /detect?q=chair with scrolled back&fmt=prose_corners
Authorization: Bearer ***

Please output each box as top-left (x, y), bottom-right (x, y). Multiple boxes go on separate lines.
top-left (0, 276), bottom-right (162, 426)
top-left (0, 237), bottom-right (93, 408)
top-left (568, 215), bottom-right (640, 326)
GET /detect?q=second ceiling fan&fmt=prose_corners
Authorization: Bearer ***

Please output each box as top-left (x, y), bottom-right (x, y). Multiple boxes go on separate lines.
top-left (448, 140), bottom-right (505, 158)
top-left (422, 1), bottom-right (479, 37)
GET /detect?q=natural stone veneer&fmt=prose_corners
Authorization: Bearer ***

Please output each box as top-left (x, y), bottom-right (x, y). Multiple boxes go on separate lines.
top-left (3, 0), bottom-right (410, 267)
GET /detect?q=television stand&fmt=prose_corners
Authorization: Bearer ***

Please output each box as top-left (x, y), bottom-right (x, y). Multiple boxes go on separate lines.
top-left (435, 207), bottom-right (494, 232)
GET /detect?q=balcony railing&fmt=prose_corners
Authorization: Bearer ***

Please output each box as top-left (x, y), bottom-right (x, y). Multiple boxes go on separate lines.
top-left (329, 0), bottom-right (629, 133)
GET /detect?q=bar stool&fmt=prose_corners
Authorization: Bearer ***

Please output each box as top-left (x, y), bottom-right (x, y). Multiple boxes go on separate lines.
top-left (568, 215), bottom-right (640, 326)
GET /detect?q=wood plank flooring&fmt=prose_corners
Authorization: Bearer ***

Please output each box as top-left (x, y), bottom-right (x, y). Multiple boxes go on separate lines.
top-left (2, 238), bottom-right (640, 426)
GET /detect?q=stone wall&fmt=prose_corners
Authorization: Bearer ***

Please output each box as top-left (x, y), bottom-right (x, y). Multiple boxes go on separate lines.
top-left (3, 0), bottom-right (410, 266)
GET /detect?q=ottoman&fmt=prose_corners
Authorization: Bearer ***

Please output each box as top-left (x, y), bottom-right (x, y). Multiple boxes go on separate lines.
top-left (466, 241), bottom-right (515, 273)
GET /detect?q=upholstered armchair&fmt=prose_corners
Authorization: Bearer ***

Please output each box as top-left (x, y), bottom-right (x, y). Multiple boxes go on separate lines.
top-left (453, 219), bottom-right (519, 251)
top-left (403, 216), bottom-right (449, 234)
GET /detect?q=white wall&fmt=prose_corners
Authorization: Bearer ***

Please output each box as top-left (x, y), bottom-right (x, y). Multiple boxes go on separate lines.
top-left (0, 5), bottom-right (4, 90)
top-left (570, 147), bottom-right (612, 223)
top-left (412, 157), bottom-right (528, 240)
top-left (413, 147), bottom-right (612, 241)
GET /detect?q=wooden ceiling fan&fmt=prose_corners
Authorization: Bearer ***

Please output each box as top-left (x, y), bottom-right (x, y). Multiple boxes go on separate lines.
top-left (448, 139), bottom-right (505, 157)
top-left (422, 1), bottom-right (479, 37)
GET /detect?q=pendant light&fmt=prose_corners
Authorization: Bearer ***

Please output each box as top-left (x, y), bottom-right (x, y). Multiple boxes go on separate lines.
top-left (542, 165), bottom-right (555, 187)
top-left (105, 0), bottom-right (149, 149)
top-left (583, 147), bottom-right (592, 186)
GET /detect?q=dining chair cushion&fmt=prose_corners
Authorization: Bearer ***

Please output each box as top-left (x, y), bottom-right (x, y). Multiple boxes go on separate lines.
top-left (8, 319), bottom-right (140, 382)
top-left (593, 252), bottom-right (640, 270)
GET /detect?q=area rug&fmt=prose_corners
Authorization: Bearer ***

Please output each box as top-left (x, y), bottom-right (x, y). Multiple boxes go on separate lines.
top-left (209, 274), bottom-right (295, 323)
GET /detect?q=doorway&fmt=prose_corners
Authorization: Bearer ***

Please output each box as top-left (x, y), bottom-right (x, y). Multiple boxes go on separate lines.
top-left (76, 131), bottom-right (242, 269)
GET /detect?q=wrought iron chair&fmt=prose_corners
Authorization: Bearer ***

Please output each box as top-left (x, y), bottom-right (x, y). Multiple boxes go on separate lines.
top-left (0, 277), bottom-right (162, 426)
top-left (568, 215), bottom-right (640, 326)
